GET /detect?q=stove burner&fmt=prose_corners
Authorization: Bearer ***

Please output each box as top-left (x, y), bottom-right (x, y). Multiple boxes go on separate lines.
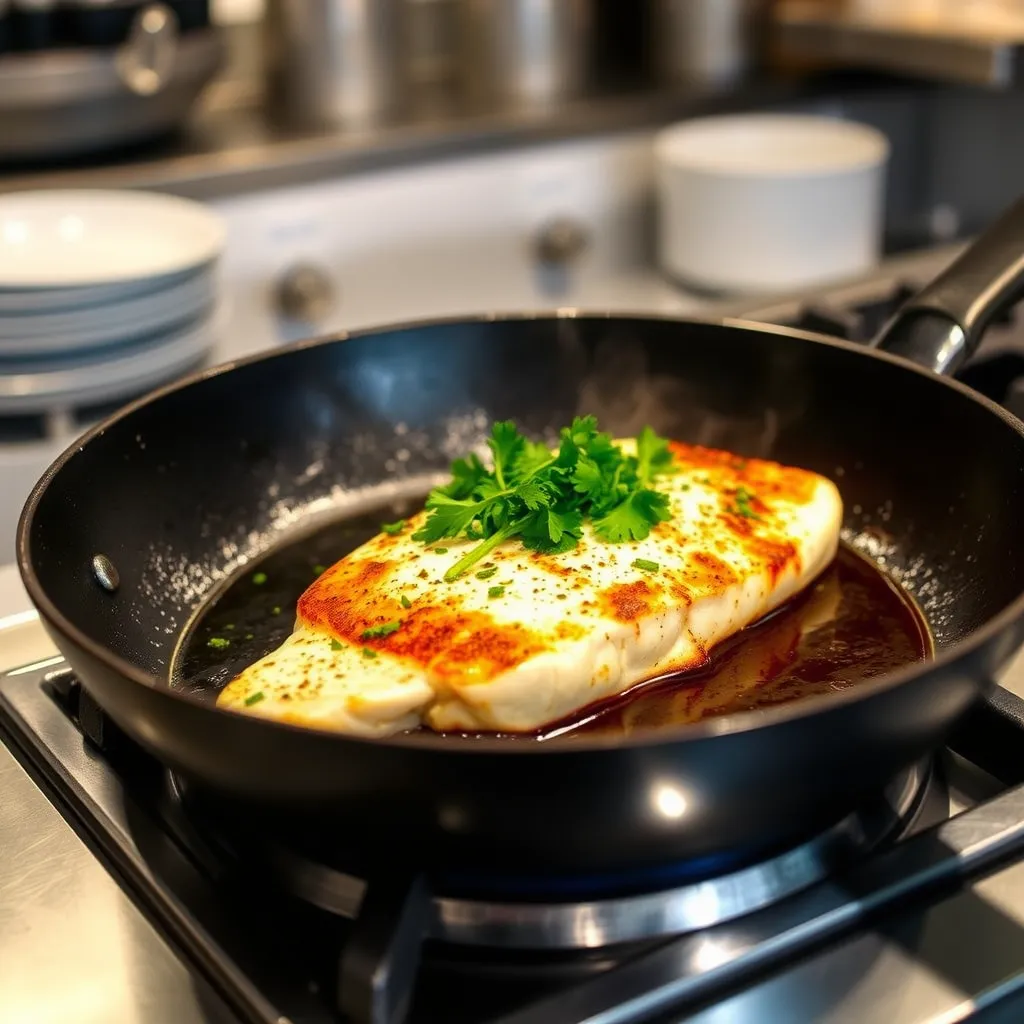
top-left (166, 760), bottom-right (931, 951)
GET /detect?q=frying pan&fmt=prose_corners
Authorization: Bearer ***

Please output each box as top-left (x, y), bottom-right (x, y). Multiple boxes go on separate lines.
top-left (17, 198), bottom-right (1024, 881)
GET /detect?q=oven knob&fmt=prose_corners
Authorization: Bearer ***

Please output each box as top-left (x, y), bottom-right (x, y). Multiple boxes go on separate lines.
top-left (533, 217), bottom-right (590, 266)
top-left (274, 263), bottom-right (336, 323)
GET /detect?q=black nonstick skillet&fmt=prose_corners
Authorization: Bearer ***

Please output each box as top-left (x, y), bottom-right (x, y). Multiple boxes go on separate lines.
top-left (17, 197), bottom-right (1024, 878)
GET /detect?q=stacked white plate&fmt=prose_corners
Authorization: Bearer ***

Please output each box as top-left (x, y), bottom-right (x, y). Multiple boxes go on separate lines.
top-left (0, 190), bottom-right (227, 417)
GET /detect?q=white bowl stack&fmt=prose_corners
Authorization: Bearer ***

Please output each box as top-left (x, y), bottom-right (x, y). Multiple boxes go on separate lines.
top-left (0, 189), bottom-right (227, 417)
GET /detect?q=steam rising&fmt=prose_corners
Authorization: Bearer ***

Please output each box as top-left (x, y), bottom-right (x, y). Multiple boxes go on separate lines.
top-left (575, 336), bottom-right (785, 458)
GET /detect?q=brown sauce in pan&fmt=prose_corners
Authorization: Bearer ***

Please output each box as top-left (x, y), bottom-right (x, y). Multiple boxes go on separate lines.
top-left (176, 506), bottom-right (932, 737)
top-left (538, 543), bottom-right (932, 741)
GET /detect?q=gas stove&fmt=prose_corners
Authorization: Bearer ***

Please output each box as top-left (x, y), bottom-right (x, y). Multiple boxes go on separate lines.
top-left (6, 245), bottom-right (1024, 1024)
top-left (3, 655), bottom-right (1024, 1024)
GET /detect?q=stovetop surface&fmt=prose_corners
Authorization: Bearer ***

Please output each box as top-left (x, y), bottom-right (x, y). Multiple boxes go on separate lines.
top-left (4, 657), bottom-right (1024, 1024)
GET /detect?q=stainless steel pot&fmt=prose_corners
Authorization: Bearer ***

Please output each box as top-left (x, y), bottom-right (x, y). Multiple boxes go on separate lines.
top-left (458, 0), bottom-right (593, 111)
top-left (650, 0), bottom-right (766, 91)
top-left (0, 9), bottom-right (223, 162)
top-left (406, 0), bottom-right (459, 89)
top-left (262, 0), bottom-right (404, 128)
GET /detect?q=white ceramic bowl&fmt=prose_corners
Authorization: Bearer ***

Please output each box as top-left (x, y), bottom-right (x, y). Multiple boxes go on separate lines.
top-left (654, 113), bottom-right (890, 294)
top-left (0, 302), bottom-right (228, 416)
top-left (0, 269), bottom-right (217, 355)
top-left (0, 189), bottom-right (225, 289)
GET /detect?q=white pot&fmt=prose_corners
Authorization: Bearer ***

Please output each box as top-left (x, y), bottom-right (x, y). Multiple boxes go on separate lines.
top-left (655, 113), bottom-right (890, 294)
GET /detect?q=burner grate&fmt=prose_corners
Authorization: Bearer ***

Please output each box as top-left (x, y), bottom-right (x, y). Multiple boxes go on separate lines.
top-left (167, 760), bottom-right (933, 950)
top-left (741, 277), bottom-right (1021, 347)
top-left (787, 283), bottom-right (918, 343)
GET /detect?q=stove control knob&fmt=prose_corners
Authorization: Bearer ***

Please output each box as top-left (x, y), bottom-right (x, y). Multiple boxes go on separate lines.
top-left (533, 217), bottom-right (590, 267)
top-left (275, 263), bottom-right (336, 324)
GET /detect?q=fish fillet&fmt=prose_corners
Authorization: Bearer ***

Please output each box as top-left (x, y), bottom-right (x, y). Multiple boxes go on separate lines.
top-left (218, 440), bottom-right (842, 736)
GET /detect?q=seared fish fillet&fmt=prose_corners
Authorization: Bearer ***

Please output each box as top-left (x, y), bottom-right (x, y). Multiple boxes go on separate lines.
top-left (218, 441), bottom-right (842, 736)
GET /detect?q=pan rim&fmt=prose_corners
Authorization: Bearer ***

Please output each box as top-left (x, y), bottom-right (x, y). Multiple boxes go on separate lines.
top-left (16, 308), bottom-right (1024, 756)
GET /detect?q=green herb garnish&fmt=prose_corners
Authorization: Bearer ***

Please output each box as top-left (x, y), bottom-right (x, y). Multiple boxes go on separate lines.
top-left (381, 520), bottom-right (406, 535)
top-left (245, 633), bottom-right (254, 640)
top-left (207, 636), bottom-right (231, 649)
top-left (412, 418), bottom-right (675, 580)
top-left (632, 558), bottom-right (660, 573)
top-left (432, 547), bottom-right (449, 555)
top-left (252, 572), bottom-right (267, 586)
top-left (361, 621), bottom-right (401, 640)
top-left (400, 594), bottom-right (413, 609)
top-left (244, 691), bottom-right (265, 706)
top-left (272, 605), bottom-right (282, 615)
top-left (313, 564), bottom-right (327, 575)
top-left (731, 486), bottom-right (763, 521)
top-left (362, 647), bottom-right (378, 659)
top-left (488, 585), bottom-right (506, 599)
top-left (475, 567), bottom-right (498, 580)
top-left (330, 637), bottom-right (343, 651)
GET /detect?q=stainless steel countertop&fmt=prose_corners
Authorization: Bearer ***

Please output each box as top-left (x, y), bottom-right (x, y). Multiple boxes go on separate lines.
top-left (0, 725), bottom-right (236, 1024)
top-left (686, 853), bottom-right (1024, 1023)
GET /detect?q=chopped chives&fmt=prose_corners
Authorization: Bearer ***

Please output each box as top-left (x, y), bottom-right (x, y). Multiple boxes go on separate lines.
top-left (361, 621), bottom-right (401, 640)
top-left (632, 558), bottom-right (660, 573)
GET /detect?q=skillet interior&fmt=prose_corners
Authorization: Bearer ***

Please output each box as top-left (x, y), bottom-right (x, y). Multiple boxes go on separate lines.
top-left (19, 314), bottom-right (1024, 872)
top-left (27, 313), bottom-right (1024, 674)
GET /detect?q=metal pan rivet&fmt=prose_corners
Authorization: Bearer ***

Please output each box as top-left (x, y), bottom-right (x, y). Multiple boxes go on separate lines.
top-left (91, 554), bottom-right (120, 593)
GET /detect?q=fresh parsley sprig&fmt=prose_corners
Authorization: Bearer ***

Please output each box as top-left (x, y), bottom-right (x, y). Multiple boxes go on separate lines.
top-left (412, 417), bottom-right (675, 580)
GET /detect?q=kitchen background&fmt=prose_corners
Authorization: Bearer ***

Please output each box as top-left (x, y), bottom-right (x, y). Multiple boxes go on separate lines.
top-left (11, 5), bottom-right (1024, 1024)
top-left (4, 0), bottom-right (1024, 568)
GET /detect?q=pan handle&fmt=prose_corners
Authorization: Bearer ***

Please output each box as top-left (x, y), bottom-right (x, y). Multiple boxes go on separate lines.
top-left (947, 683), bottom-right (1024, 788)
top-left (873, 195), bottom-right (1024, 376)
